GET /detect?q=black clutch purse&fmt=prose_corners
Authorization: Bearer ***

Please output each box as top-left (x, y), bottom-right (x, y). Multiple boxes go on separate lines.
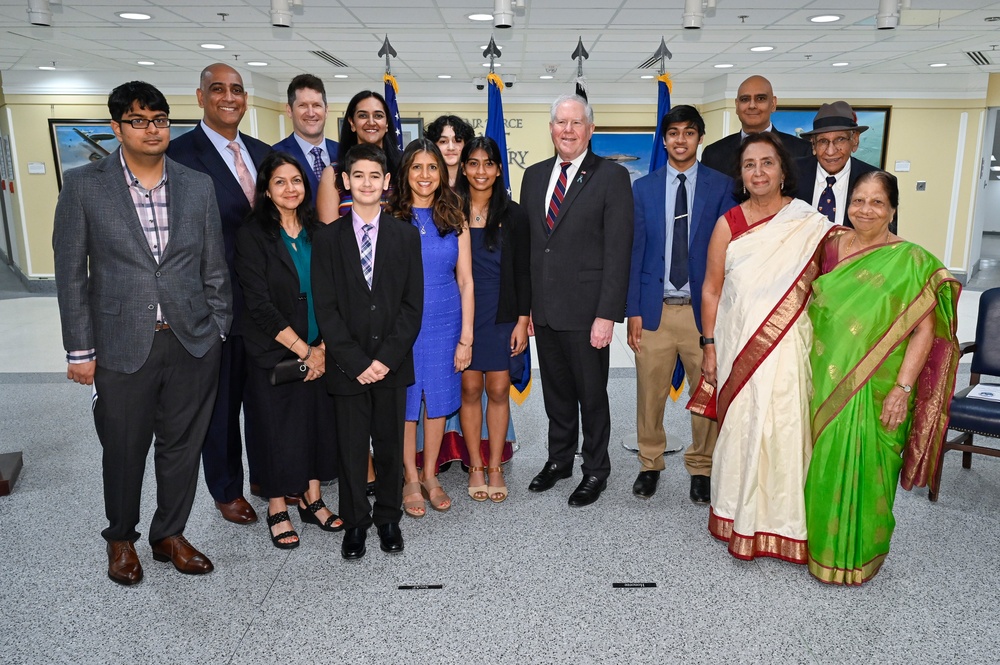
top-left (269, 358), bottom-right (308, 386)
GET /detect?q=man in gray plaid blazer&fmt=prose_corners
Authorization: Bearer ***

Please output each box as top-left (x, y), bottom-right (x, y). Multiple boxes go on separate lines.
top-left (53, 81), bottom-right (231, 586)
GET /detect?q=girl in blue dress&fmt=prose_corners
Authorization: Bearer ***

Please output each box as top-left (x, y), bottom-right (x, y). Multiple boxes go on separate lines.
top-left (388, 139), bottom-right (473, 517)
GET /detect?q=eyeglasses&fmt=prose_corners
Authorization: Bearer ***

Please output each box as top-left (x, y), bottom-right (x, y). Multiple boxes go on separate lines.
top-left (813, 136), bottom-right (852, 150)
top-left (118, 118), bottom-right (171, 129)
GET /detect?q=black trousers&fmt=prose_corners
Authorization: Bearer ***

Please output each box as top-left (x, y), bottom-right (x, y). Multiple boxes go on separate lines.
top-left (94, 331), bottom-right (221, 544)
top-left (533, 324), bottom-right (612, 481)
top-left (201, 334), bottom-right (259, 502)
top-left (333, 386), bottom-right (406, 530)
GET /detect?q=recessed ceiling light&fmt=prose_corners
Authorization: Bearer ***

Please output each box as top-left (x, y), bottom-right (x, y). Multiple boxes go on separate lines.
top-left (749, 46), bottom-right (774, 52)
top-left (437, 74), bottom-right (452, 79)
top-left (640, 75), bottom-right (654, 79)
top-left (930, 63), bottom-right (948, 67)
top-left (810, 15), bottom-right (842, 23)
top-left (334, 74), bottom-right (348, 79)
top-left (482, 62), bottom-right (501, 67)
top-left (118, 12), bottom-right (151, 20)
top-left (246, 61), bottom-right (267, 67)
top-left (137, 61), bottom-right (155, 66)
top-left (38, 65), bottom-right (55, 70)
top-left (468, 13), bottom-right (493, 21)
top-left (200, 43), bottom-right (225, 50)
top-left (714, 63), bottom-right (734, 69)
top-left (539, 75), bottom-right (554, 80)
top-left (832, 62), bottom-right (849, 67)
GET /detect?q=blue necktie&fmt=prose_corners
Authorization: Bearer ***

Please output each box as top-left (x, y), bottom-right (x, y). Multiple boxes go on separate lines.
top-left (817, 175), bottom-right (837, 223)
top-left (361, 224), bottom-right (374, 288)
top-left (669, 173), bottom-right (689, 291)
top-left (309, 146), bottom-right (325, 184)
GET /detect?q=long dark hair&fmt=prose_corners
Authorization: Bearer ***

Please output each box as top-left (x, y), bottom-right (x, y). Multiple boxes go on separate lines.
top-left (386, 139), bottom-right (464, 236)
top-left (732, 131), bottom-right (797, 203)
top-left (425, 115), bottom-right (475, 145)
top-left (247, 151), bottom-right (320, 240)
top-left (337, 90), bottom-right (401, 186)
top-left (455, 136), bottom-right (510, 251)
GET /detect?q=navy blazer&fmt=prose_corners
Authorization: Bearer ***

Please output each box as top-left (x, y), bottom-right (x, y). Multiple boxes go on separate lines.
top-left (701, 129), bottom-right (812, 178)
top-left (626, 163), bottom-right (736, 332)
top-left (167, 124), bottom-right (272, 332)
top-left (271, 134), bottom-right (339, 205)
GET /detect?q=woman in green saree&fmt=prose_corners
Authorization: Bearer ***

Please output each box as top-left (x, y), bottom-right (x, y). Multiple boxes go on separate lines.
top-left (805, 170), bottom-right (960, 585)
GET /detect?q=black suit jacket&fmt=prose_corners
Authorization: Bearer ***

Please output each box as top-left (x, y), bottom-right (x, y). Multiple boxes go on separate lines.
top-left (519, 150), bottom-right (633, 330)
top-left (701, 129), bottom-right (812, 178)
top-left (167, 124), bottom-right (273, 332)
top-left (233, 218), bottom-right (316, 369)
top-left (311, 212), bottom-right (423, 395)
top-left (495, 200), bottom-right (531, 324)
top-left (794, 155), bottom-right (885, 230)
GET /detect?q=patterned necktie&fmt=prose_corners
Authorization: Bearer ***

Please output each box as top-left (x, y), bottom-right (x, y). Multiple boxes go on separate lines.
top-left (309, 146), bottom-right (325, 183)
top-left (227, 141), bottom-right (256, 205)
top-left (361, 224), bottom-right (374, 288)
top-left (669, 173), bottom-right (689, 291)
top-left (817, 175), bottom-right (837, 223)
top-left (545, 161), bottom-right (572, 233)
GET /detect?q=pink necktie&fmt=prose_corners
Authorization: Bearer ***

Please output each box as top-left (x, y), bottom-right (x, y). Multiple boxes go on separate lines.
top-left (227, 141), bottom-right (256, 205)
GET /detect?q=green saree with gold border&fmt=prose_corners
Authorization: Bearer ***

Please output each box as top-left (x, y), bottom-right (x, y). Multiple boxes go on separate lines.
top-left (805, 241), bottom-right (959, 585)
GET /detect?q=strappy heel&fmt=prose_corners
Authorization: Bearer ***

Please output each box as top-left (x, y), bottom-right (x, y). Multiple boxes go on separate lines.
top-left (403, 481), bottom-right (426, 518)
top-left (486, 466), bottom-right (508, 503)
top-left (297, 497), bottom-right (344, 532)
top-left (266, 510), bottom-right (299, 550)
top-left (467, 466), bottom-right (488, 502)
top-left (421, 475), bottom-right (452, 512)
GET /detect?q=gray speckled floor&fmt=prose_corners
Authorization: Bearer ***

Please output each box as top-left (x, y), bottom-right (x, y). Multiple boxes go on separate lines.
top-left (2, 362), bottom-right (999, 664)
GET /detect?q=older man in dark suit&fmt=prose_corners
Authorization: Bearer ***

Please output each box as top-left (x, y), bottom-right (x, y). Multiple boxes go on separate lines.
top-left (168, 63), bottom-right (272, 525)
top-left (701, 75), bottom-right (811, 177)
top-left (520, 94), bottom-right (634, 507)
top-left (272, 73), bottom-right (339, 205)
top-left (54, 81), bottom-right (231, 585)
top-left (794, 101), bottom-right (885, 230)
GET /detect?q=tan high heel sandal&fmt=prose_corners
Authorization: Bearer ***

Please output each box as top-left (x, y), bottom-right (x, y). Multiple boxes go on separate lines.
top-left (421, 475), bottom-right (452, 512)
top-left (486, 466), bottom-right (508, 503)
top-left (467, 466), bottom-right (488, 502)
top-left (402, 481), bottom-right (426, 518)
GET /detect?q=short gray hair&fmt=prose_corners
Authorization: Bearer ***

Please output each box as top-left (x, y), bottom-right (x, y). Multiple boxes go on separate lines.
top-left (550, 94), bottom-right (594, 124)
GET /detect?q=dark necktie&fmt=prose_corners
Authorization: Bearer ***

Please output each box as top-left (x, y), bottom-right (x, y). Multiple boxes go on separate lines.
top-left (545, 161), bottom-right (572, 233)
top-left (817, 175), bottom-right (837, 223)
top-left (361, 224), bottom-right (374, 288)
top-left (669, 173), bottom-right (689, 291)
top-left (309, 146), bottom-right (325, 184)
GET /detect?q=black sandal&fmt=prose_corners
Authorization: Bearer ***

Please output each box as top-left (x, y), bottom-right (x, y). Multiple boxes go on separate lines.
top-left (266, 510), bottom-right (299, 550)
top-left (297, 498), bottom-right (344, 532)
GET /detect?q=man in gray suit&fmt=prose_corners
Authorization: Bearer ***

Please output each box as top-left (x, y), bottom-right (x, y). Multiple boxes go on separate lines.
top-left (53, 81), bottom-right (232, 586)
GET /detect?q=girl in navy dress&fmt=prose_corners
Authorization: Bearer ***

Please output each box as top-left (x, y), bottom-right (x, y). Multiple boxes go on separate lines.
top-left (388, 139), bottom-right (473, 517)
top-left (455, 137), bottom-right (530, 503)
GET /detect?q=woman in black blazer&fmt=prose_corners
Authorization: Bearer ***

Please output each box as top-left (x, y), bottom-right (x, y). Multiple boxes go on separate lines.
top-left (455, 137), bottom-right (530, 503)
top-left (235, 152), bottom-right (342, 549)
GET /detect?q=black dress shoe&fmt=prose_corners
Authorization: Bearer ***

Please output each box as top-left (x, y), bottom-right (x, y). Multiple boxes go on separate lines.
top-left (690, 475), bottom-right (711, 504)
top-left (341, 527), bottom-right (367, 560)
top-left (632, 470), bottom-right (661, 499)
top-left (568, 475), bottom-right (607, 507)
top-left (377, 523), bottom-right (404, 554)
top-left (528, 462), bottom-right (572, 493)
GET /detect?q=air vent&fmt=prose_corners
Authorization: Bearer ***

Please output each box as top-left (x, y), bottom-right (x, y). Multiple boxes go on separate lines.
top-left (636, 54), bottom-right (662, 70)
top-left (966, 51), bottom-right (991, 66)
top-left (310, 51), bottom-right (349, 67)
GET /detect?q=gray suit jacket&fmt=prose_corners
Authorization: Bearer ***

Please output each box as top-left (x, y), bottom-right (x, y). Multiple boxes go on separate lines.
top-left (53, 150), bottom-right (232, 374)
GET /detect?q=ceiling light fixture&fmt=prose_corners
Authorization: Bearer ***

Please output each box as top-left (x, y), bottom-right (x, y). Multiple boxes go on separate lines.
top-left (38, 64), bottom-right (55, 70)
top-left (333, 74), bottom-right (348, 79)
top-left (640, 75), bottom-right (654, 79)
top-left (930, 62), bottom-right (948, 67)
top-left (482, 62), bottom-right (501, 67)
top-left (468, 13), bottom-right (493, 21)
top-left (118, 12), bottom-right (151, 20)
top-left (832, 62), bottom-right (849, 67)
top-left (200, 43), bottom-right (225, 50)
top-left (137, 60), bottom-right (155, 66)
top-left (247, 61), bottom-right (268, 66)
top-left (749, 46), bottom-right (774, 52)
top-left (810, 15), bottom-right (842, 23)
top-left (437, 75), bottom-right (452, 79)
top-left (991, 166), bottom-right (1000, 172)
top-left (714, 63), bottom-right (734, 68)
top-left (27, 0), bottom-right (51, 26)
top-left (539, 75), bottom-right (553, 79)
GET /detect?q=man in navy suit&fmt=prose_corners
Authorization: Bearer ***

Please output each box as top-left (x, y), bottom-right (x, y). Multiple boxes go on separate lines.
top-left (626, 105), bottom-right (736, 504)
top-left (167, 63), bottom-right (272, 525)
top-left (272, 74), bottom-right (339, 206)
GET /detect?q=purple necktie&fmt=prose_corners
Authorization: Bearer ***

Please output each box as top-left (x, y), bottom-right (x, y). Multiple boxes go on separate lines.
top-left (309, 146), bottom-right (325, 184)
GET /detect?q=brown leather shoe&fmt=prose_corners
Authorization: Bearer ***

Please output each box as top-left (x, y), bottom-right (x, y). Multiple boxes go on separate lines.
top-left (151, 534), bottom-right (214, 575)
top-left (215, 496), bottom-right (258, 524)
top-left (107, 541), bottom-right (143, 586)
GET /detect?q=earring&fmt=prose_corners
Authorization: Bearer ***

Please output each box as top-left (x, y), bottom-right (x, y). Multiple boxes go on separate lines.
top-left (743, 185), bottom-right (747, 196)
top-left (780, 180), bottom-right (784, 188)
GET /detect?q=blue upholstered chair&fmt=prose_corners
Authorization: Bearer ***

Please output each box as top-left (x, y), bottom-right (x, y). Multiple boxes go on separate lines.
top-left (930, 287), bottom-right (1000, 501)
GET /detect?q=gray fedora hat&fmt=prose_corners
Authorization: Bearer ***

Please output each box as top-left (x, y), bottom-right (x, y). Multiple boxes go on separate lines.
top-left (800, 101), bottom-right (869, 137)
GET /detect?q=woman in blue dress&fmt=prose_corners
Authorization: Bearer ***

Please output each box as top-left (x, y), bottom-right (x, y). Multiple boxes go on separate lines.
top-left (455, 137), bottom-right (530, 503)
top-left (388, 139), bottom-right (473, 517)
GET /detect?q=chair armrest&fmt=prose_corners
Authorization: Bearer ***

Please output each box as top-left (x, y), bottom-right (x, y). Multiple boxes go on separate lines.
top-left (959, 341), bottom-right (976, 357)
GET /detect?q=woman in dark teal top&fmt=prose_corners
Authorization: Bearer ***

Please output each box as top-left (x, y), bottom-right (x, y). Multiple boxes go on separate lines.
top-left (235, 152), bottom-right (342, 550)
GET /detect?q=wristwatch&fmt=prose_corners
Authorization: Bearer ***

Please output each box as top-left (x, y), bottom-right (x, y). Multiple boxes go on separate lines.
top-left (896, 383), bottom-right (912, 393)
top-left (699, 336), bottom-right (715, 348)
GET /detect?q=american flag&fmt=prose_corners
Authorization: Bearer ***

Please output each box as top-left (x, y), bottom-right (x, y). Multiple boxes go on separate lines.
top-left (384, 73), bottom-right (404, 152)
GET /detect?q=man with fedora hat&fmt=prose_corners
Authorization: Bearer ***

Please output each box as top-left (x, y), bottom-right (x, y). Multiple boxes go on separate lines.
top-left (794, 101), bottom-right (890, 231)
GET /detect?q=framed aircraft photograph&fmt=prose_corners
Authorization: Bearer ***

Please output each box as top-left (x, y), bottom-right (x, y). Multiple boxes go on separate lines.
top-left (591, 128), bottom-right (656, 183)
top-left (770, 106), bottom-right (891, 169)
top-left (48, 119), bottom-right (199, 190)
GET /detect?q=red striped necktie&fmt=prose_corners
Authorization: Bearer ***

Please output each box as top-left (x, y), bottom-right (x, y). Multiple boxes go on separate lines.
top-left (545, 161), bottom-right (572, 233)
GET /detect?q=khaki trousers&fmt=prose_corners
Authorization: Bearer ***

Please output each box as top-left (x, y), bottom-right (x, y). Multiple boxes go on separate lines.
top-left (635, 303), bottom-right (718, 475)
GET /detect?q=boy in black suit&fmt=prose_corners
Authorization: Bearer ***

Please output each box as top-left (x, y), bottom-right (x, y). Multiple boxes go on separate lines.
top-left (312, 144), bottom-right (423, 560)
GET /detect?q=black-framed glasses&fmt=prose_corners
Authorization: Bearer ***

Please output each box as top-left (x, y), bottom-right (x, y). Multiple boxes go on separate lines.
top-left (118, 118), bottom-right (171, 129)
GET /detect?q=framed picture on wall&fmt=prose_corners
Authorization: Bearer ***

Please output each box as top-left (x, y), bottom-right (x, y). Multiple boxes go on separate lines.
top-left (771, 106), bottom-right (891, 169)
top-left (48, 119), bottom-right (199, 190)
top-left (336, 117), bottom-right (423, 148)
top-left (591, 128), bottom-right (656, 183)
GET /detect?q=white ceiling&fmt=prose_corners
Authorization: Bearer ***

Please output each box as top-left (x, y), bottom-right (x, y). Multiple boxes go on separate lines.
top-left (2, 0), bottom-right (1000, 103)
